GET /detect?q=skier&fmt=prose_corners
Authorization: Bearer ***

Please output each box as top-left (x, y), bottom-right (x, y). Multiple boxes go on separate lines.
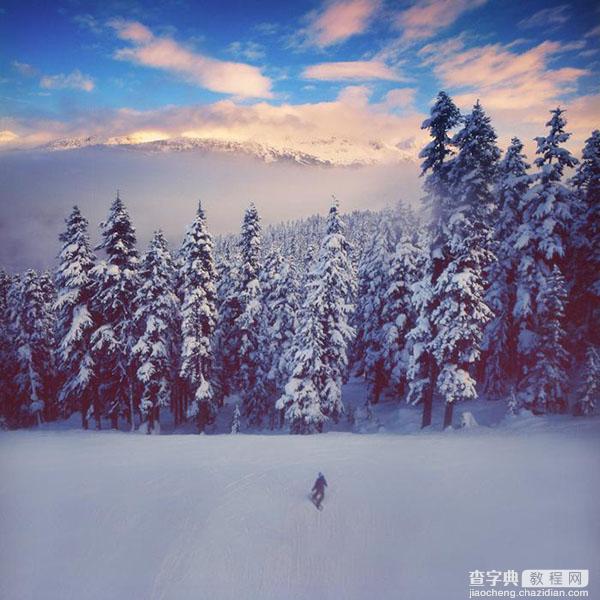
top-left (311, 472), bottom-right (328, 509)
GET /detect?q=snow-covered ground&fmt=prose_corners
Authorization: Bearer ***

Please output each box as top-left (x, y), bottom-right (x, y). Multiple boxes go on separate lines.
top-left (1, 403), bottom-right (599, 600)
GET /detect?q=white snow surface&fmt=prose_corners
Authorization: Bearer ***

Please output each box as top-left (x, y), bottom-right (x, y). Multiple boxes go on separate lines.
top-left (1, 401), bottom-right (599, 600)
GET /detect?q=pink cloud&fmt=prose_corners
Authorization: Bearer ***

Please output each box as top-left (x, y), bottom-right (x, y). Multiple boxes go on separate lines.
top-left (303, 60), bottom-right (402, 81)
top-left (422, 39), bottom-right (588, 110)
top-left (421, 37), bottom-right (597, 154)
top-left (306, 0), bottom-right (379, 47)
top-left (382, 88), bottom-right (417, 110)
top-left (396, 0), bottom-right (487, 42)
top-left (110, 20), bottom-right (272, 99)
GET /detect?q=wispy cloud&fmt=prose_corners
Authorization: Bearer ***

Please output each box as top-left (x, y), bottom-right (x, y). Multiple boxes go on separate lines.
top-left (584, 24), bottom-right (600, 38)
top-left (227, 41), bottom-right (266, 62)
top-left (294, 0), bottom-right (379, 48)
top-left (110, 20), bottom-right (273, 98)
top-left (40, 70), bottom-right (95, 92)
top-left (12, 61), bottom-right (38, 77)
top-left (518, 5), bottom-right (570, 31)
top-left (395, 0), bottom-right (487, 42)
top-left (303, 60), bottom-right (401, 81)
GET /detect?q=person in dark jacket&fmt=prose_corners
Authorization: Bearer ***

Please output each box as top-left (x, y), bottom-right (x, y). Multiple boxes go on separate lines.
top-left (311, 472), bottom-right (328, 508)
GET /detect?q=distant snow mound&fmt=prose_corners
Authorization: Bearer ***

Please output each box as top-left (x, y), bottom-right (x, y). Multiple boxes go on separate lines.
top-left (460, 411), bottom-right (479, 428)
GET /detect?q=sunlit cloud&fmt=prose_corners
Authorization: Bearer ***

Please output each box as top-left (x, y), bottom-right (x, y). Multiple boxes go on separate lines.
top-left (303, 60), bottom-right (402, 81)
top-left (294, 0), bottom-right (379, 48)
top-left (395, 0), bottom-right (487, 42)
top-left (110, 20), bottom-right (273, 98)
top-left (40, 69), bottom-right (95, 92)
top-left (0, 90), bottom-right (427, 166)
top-left (420, 37), bottom-right (597, 151)
top-left (0, 130), bottom-right (19, 144)
top-left (421, 39), bottom-right (588, 109)
top-left (382, 88), bottom-right (417, 110)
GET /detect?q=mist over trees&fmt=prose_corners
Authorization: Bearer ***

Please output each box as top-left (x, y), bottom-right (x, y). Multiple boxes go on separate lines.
top-left (0, 94), bottom-right (598, 432)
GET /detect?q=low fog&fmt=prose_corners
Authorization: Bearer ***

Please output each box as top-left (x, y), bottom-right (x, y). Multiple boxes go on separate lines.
top-left (0, 147), bottom-right (421, 272)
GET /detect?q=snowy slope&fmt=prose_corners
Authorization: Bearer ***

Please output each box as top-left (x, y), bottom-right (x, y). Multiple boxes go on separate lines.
top-left (1, 420), bottom-right (598, 600)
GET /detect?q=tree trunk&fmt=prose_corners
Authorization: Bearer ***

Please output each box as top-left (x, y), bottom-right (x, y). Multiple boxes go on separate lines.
top-left (421, 360), bottom-right (437, 429)
top-left (128, 379), bottom-right (135, 432)
top-left (443, 401), bottom-right (454, 429)
top-left (94, 398), bottom-right (102, 430)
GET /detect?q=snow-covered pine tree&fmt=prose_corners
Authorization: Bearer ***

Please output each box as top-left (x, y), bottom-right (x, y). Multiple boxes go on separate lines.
top-left (570, 130), bottom-right (600, 348)
top-left (522, 266), bottom-right (569, 413)
top-left (276, 297), bottom-right (328, 434)
top-left (230, 403), bottom-right (241, 434)
top-left (13, 270), bottom-right (55, 426)
top-left (483, 138), bottom-right (530, 397)
top-left (430, 101), bottom-right (498, 428)
top-left (353, 213), bottom-right (395, 403)
top-left (409, 91), bottom-right (461, 427)
top-left (38, 270), bottom-right (58, 420)
top-left (55, 206), bottom-right (96, 428)
top-left (576, 345), bottom-right (599, 416)
top-left (90, 193), bottom-right (139, 429)
top-left (0, 269), bottom-right (17, 427)
top-left (179, 202), bottom-right (218, 432)
top-left (213, 246), bottom-right (240, 403)
top-left (236, 203), bottom-right (264, 426)
top-left (256, 246), bottom-right (298, 428)
top-left (514, 108), bottom-right (577, 402)
top-left (310, 200), bottom-right (355, 421)
top-left (133, 231), bottom-right (180, 434)
top-left (381, 234), bottom-right (424, 399)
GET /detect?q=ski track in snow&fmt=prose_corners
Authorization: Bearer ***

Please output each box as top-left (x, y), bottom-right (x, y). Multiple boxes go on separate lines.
top-left (0, 424), bottom-right (599, 600)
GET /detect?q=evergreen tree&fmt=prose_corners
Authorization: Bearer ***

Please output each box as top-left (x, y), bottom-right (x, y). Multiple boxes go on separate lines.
top-left (409, 91), bottom-right (461, 427)
top-left (311, 201), bottom-right (355, 421)
top-left (55, 206), bottom-right (96, 428)
top-left (429, 101), bottom-right (498, 427)
top-left (179, 203), bottom-right (218, 432)
top-left (0, 270), bottom-right (17, 426)
top-left (514, 108), bottom-right (577, 398)
top-left (133, 231), bottom-right (180, 434)
top-left (14, 270), bottom-right (55, 425)
top-left (381, 235), bottom-right (424, 399)
top-left (230, 403), bottom-right (241, 434)
top-left (276, 298), bottom-right (328, 434)
top-left (577, 345), bottom-right (599, 416)
top-left (213, 247), bottom-right (241, 403)
top-left (522, 266), bottom-right (568, 413)
top-left (236, 204), bottom-right (264, 426)
top-left (90, 193), bottom-right (139, 429)
top-left (354, 214), bottom-right (395, 403)
top-left (483, 139), bottom-right (530, 397)
top-left (256, 247), bottom-right (298, 427)
top-left (570, 130), bottom-right (600, 347)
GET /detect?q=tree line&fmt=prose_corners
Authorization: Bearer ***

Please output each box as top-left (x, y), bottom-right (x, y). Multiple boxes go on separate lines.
top-left (0, 92), bottom-right (598, 433)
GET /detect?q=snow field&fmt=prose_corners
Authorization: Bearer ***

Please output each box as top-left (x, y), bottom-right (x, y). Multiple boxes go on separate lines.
top-left (1, 423), bottom-right (598, 600)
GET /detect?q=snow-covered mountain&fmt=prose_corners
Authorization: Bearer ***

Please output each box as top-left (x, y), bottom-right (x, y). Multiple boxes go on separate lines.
top-left (38, 135), bottom-right (416, 167)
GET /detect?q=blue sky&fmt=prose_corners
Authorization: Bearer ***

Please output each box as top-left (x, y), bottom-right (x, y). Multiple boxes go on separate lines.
top-left (0, 0), bottom-right (599, 161)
